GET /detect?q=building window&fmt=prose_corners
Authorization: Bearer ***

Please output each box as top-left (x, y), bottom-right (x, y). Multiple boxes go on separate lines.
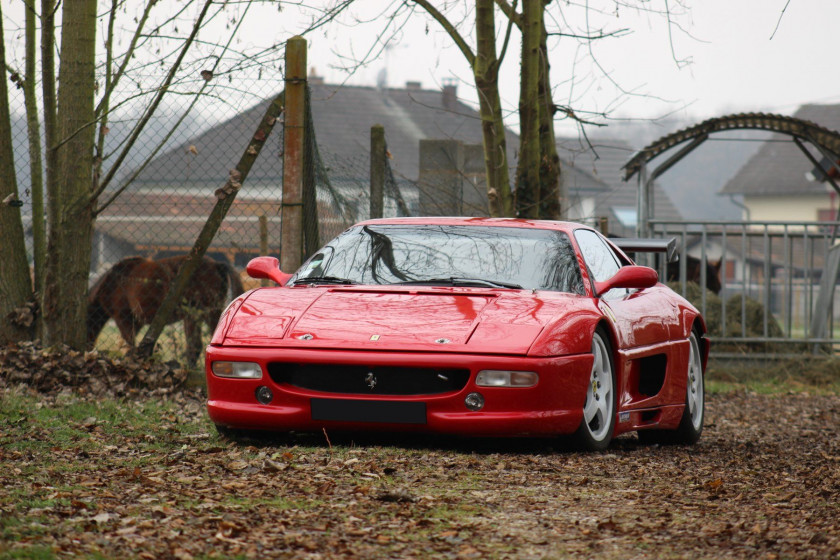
top-left (818, 208), bottom-right (837, 222)
top-left (611, 206), bottom-right (637, 228)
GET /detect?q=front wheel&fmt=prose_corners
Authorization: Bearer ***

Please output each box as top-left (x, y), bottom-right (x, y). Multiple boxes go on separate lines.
top-left (573, 329), bottom-right (616, 451)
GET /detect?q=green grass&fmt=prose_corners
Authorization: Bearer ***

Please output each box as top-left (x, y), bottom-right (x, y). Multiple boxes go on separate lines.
top-left (0, 547), bottom-right (58, 560)
top-left (91, 320), bottom-right (209, 369)
top-left (706, 356), bottom-right (840, 394)
top-left (0, 389), bottom-right (210, 456)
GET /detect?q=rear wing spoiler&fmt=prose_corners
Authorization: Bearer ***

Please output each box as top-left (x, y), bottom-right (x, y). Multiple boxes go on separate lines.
top-left (610, 237), bottom-right (678, 263)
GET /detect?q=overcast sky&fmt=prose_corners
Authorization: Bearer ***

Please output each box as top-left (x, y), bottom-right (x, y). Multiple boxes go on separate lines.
top-left (4, 1), bottom-right (838, 135)
top-left (277, 0), bottom-right (840, 134)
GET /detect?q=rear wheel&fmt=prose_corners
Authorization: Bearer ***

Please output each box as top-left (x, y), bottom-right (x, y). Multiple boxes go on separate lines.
top-left (573, 329), bottom-right (616, 451)
top-left (639, 329), bottom-right (704, 445)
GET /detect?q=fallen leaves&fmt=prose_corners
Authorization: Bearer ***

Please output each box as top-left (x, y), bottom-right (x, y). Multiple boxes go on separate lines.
top-left (1, 366), bottom-right (840, 558)
top-left (0, 341), bottom-right (187, 398)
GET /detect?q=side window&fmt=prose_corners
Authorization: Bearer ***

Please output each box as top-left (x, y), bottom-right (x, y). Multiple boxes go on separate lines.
top-left (297, 247), bottom-right (334, 278)
top-left (574, 229), bottom-right (625, 298)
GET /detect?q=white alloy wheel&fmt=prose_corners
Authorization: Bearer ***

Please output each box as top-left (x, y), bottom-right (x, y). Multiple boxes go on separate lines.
top-left (579, 331), bottom-right (615, 447)
top-left (686, 331), bottom-right (704, 431)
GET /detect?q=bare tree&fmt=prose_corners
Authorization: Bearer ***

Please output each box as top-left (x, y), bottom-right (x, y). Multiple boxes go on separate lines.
top-left (40, 0), bottom-right (99, 346)
top-left (409, 0), bottom-right (515, 217)
top-left (1, 0), bottom-right (271, 348)
top-left (2, 0), bottom-right (362, 351)
top-left (0, 1), bottom-right (32, 344)
top-left (514, 0), bottom-right (542, 218)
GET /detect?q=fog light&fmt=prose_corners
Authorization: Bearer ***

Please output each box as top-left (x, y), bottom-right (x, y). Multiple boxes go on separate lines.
top-left (464, 392), bottom-right (485, 411)
top-left (255, 385), bottom-right (273, 405)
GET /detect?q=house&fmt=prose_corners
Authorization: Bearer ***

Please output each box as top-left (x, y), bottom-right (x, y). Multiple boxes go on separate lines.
top-left (556, 136), bottom-right (683, 237)
top-left (94, 74), bottom-right (612, 269)
top-left (720, 104), bottom-right (840, 223)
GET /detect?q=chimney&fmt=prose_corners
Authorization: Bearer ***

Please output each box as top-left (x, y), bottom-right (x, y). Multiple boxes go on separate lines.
top-left (441, 78), bottom-right (457, 110)
top-left (405, 81), bottom-right (422, 91)
top-left (418, 139), bottom-right (465, 216)
top-left (309, 67), bottom-right (324, 85)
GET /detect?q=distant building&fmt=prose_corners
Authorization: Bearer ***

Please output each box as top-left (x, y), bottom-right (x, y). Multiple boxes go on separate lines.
top-left (720, 104), bottom-right (840, 223)
top-left (556, 136), bottom-right (682, 237)
top-left (95, 75), bottom-right (614, 269)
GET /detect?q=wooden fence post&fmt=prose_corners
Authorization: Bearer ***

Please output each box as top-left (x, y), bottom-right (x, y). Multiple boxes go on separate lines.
top-left (280, 36), bottom-right (306, 273)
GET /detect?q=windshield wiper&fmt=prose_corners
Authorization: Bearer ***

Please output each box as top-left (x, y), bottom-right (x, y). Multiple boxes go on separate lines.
top-left (395, 277), bottom-right (522, 289)
top-left (292, 276), bottom-right (357, 286)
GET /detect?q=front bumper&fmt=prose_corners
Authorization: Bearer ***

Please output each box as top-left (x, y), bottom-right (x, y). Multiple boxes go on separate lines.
top-left (205, 346), bottom-right (593, 437)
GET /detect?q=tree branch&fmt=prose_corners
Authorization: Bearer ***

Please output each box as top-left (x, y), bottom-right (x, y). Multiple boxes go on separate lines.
top-left (91, 0), bottom-right (215, 202)
top-left (498, 0), bottom-right (518, 63)
top-left (96, 0), bottom-right (255, 214)
top-left (94, 0), bottom-right (156, 118)
top-left (546, 28), bottom-right (630, 39)
top-left (408, 0), bottom-right (475, 65)
top-left (494, 0), bottom-right (522, 28)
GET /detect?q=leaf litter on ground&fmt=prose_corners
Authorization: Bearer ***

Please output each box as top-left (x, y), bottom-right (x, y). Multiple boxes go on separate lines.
top-left (0, 342), bottom-right (839, 559)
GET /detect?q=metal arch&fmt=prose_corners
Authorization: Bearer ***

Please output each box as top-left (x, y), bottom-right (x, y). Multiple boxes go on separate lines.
top-left (622, 113), bottom-right (840, 237)
top-left (622, 112), bottom-right (840, 181)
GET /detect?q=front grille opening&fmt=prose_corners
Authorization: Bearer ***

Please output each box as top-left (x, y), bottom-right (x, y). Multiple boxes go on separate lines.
top-left (268, 363), bottom-right (470, 396)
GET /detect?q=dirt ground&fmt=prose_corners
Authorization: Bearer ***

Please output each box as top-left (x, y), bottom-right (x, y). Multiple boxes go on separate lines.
top-left (1, 349), bottom-right (839, 559)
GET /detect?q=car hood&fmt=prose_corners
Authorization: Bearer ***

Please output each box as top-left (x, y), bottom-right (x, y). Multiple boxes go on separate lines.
top-left (219, 286), bottom-right (592, 355)
top-left (214, 287), bottom-right (587, 354)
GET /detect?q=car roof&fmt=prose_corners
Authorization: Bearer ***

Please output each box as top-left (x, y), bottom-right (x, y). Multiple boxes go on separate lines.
top-left (355, 217), bottom-right (587, 234)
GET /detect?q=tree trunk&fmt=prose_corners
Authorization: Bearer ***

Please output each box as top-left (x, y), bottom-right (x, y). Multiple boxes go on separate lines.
top-left (515, 0), bottom-right (542, 218)
top-left (41, 0), bottom-right (97, 349)
top-left (537, 1), bottom-right (562, 220)
top-left (0, 2), bottom-right (34, 344)
top-left (475, 0), bottom-right (514, 217)
top-left (24, 0), bottom-right (47, 307)
top-left (40, 0), bottom-right (57, 314)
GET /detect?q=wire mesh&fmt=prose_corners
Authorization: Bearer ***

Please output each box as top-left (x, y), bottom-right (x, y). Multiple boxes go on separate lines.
top-left (8, 76), bottom-right (410, 365)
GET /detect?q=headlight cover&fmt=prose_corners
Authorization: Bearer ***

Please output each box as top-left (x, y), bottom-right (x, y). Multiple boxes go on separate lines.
top-left (475, 370), bottom-right (538, 387)
top-left (211, 361), bottom-right (263, 379)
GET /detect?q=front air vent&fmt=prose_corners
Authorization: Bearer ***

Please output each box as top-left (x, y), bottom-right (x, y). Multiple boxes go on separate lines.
top-left (268, 363), bottom-right (470, 396)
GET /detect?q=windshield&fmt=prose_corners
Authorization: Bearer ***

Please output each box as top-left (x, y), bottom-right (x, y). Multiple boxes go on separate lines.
top-left (292, 224), bottom-right (584, 294)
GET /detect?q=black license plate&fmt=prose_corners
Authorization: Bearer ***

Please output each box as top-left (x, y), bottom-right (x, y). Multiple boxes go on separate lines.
top-left (310, 398), bottom-right (426, 424)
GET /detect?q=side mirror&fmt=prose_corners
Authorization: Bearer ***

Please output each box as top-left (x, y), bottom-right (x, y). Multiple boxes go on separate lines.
top-left (594, 265), bottom-right (658, 295)
top-left (246, 256), bottom-right (293, 287)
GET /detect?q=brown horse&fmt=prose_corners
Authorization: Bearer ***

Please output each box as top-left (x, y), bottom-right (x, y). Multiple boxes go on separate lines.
top-left (666, 257), bottom-right (722, 294)
top-left (87, 255), bottom-right (245, 365)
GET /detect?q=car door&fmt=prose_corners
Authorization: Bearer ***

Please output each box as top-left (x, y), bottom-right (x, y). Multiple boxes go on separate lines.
top-left (574, 229), bottom-right (678, 349)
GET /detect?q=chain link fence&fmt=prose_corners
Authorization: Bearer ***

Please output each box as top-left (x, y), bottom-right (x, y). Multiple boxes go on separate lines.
top-left (9, 75), bottom-right (408, 365)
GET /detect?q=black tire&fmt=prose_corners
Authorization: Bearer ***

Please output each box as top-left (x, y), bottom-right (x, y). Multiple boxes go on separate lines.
top-left (214, 424), bottom-right (245, 441)
top-left (215, 424), bottom-right (290, 445)
top-left (572, 328), bottom-right (617, 451)
top-left (638, 329), bottom-right (705, 445)
top-left (213, 424), bottom-right (269, 443)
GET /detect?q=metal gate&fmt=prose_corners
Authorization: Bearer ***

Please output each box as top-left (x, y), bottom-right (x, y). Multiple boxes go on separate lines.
top-left (648, 220), bottom-right (840, 356)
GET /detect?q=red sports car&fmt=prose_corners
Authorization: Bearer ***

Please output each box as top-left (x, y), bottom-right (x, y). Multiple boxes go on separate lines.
top-left (206, 218), bottom-right (707, 450)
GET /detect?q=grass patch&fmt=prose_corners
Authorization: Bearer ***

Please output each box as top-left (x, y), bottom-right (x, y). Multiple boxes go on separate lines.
top-left (0, 546), bottom-right (58, 560)
top-left (91, 321), bottom-right (208, 369)
top-left (707, 357), bottom-right (840, 394)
